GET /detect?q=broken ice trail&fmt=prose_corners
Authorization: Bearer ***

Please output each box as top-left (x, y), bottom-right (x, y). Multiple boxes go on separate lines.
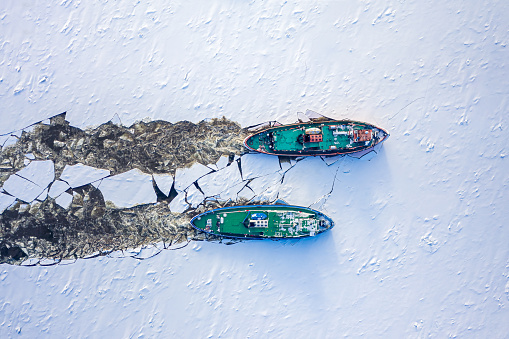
top-left (0, 113), bottom-right (382, 265)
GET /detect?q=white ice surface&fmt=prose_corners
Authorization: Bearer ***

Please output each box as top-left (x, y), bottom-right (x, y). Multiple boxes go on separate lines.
top-left (174, 163), bottom-right (212, 192)
top-left (240, 153), bottom-right (281, 180)
top-left (60, 163), bottom-right (110, 188)
top-left (15, 160), bottom-right (54, 188)
top-left (152, 173), bottom-right (174, 197)
top-left (99, 169), bottom-right (157, 208)
top-left (169, 193), bottom-right (188, 213)
top-left (1, 0), bottom-right (509, 338)
top-left (35, 187), bottom-right (48, 201)
top-left (0, 193), bottom-right (16, 213)
top-left (55, 192), bottom-right (73, 210)
top-left (2, 175), bottom-right (46, 203)
top-left (48, 180), bottom-right (71, 199)
top-left (215, 155), bottom-right (229, 170)
top-left (237, 185), bottom-right (256, 201)
top-left (186, 184), bottom-right (204, 209)
top-left (197, 163), bottom-right (243, 198)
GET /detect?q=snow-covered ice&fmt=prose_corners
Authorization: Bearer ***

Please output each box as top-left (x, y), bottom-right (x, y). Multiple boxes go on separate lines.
top-left (59, 163), bottom-right (110, 188)
top-left (55, 192), bottom-right (73, 210)
top-left (0, 193), bottom-right (16, 214)
top-left (240, 153), bottom-right (281, 180)
top-left (174, 163), bottom-right (212, 192)
top-left (186, 184), bottom-right (205, 209)
top-left (1, 0), bottom-right (509, 338)
top-left (169, 192), bottom-right (188, 213)
top-left (2, 161), bottom-right (54, 202)
top-left (16, 160), bottom-right (54, 187)
top-left (152, 173), bottom-right (174, 197)
top-left (215, 155), bottom-right (230, 170)
top-left (2, 175), bottom-right (43, 203)
top-left (198, 162), bottom-right (243, 198)
top-left (98, 169), bottom-right (157, 208)
top-left (48, 180), bottom-right (71, 199)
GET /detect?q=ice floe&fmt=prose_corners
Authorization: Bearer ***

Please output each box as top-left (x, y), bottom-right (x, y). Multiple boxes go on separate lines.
top-left (98, 169), bottom-right (157, 208)
top-left (174, 162), bottom-right (212, 192)
top-left (215, 155), bottom-right (229, 170)
top-left (220, 180), bottom-right (248, 201)
top-left (35, 187), bottom-right (49, 201)
top-left (322, 155), bottom-right (343, 166)
top-left (240, 153), bottom-right (280, 180)
top-left (247, 171), bottom-right (284, 197)
top-left (186, 184), bottom-right (205, 208)
top-left (197, 162), bottom-right (243, 198)
top-left (0, 192), bottom-right (16, 213)
top-left (60, 163), bottom-right (110, 188)
top-left (55, 192), bottom-right (73, 209)
top-left (48, 180), bottom-right (71, 198)
top-left (3, 175), bottom-right (47, 203)
top-left (237, 185), bottom-right (256, 201)
top-left (152, 173), bottom-right (174, 197)
top-left (12, 160), bottom-right (54, 191)
top-left (278, 157), bottom-right (338, 206)
top-left (169, 192), bottom-right (188, 213)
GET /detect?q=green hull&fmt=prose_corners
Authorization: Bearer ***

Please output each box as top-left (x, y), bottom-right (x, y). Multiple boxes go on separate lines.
top-left (244, 120), bottom-right (389, 156)
top-left (190, 205), bottom-right (334, 239)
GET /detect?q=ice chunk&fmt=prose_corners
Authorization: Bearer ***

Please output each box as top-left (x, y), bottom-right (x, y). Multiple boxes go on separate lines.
top-left (36, 187), bottom-right (48, 201)
top-left (48, 180), bottom-right (71, 198)
top-left (198, 163), bottom-right (243, 197)
top-left (215, 155), bottom-right (229, 170)
top-left (174, 163), bottom-right (212, 192)
top-left (25, 153), bottom-right (35, 160)
top-left (153, 173), bottom-right (174, 197)
top-left (220, 181), bottom-right (247, 201)
top-left (248, 171), bottom-right (283, 196)
top-left (322, 155), bottom-right (343, 166)
top-left (2, 175), bottom-right (46, 203)
top-left (0, 135), bottom-right (10, 147)
top-left (98, 169), bottom-right (157, 208)
top-left (14, 160), bottom-right (54, 189)
top-left (169, 193), bottom-right (188, 213)
top-left (55, 192), bottom-right (73, 209)
top-left (186, 184), bottom-right (204, 208)
top-left (60, 163), bottom-right (110, 188)
top-left (278, 156), bottom-right (293, 172)
top-left (0, 192), bottom-right (17, 213)
top-left (296, 111), bottom-right (311, 122)
top-left (278, 157), bottom-right (336, 206)
top-left (237, 186), bottom-right (255, 201)
top-left (240, 153), bottom-right (280, 180)
top-left (1, 135), bottom-right (18, 149)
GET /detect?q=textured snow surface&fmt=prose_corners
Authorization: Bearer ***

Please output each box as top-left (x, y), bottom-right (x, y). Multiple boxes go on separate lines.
top-left (59, 163), bottom-right (110, 188)
top-left (98, 169), bottom-right (157, 208)
top-left (1, 0), bottom-right (509, 337)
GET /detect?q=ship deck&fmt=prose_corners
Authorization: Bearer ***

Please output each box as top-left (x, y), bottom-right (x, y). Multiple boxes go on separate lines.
top-left (191, 205), bottom-right (332, 238)
top-left (245, 120), bottom-right (388, 156)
